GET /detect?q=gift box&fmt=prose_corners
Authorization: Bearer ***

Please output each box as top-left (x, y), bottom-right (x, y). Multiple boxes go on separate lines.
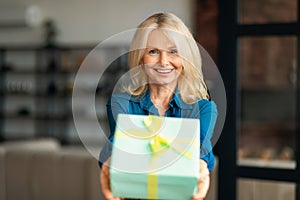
top-left (110, 114), bottom-right (200, 200)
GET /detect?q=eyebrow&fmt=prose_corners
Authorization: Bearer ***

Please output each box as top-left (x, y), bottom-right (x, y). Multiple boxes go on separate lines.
top-left (168, 46), bottom-right (177, 49)
top-left (146, 46), bottom-right (177, 50)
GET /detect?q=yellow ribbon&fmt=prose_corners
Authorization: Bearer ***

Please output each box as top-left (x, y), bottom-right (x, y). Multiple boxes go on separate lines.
top-left (147, 173), bottom-right (158, 199)
top-left (149, 135), bottom-right (193, 159)
top-left (145, 115), bottom-right (193, 159)
top-left (143, 115), bottom-right (194, 199)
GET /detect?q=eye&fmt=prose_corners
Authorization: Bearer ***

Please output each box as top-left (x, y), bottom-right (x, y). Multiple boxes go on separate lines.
top-left (169, 49), bottom-right (178, 55)
top-left (148, 49), bottom-right (159, 55)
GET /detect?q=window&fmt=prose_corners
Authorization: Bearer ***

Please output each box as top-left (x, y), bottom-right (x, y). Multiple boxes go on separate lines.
top-left (217, 0), bottom-right (300, 199)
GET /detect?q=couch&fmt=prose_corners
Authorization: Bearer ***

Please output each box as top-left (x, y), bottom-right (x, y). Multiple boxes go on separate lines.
top-left (0, 138), bottom-right (218, 200)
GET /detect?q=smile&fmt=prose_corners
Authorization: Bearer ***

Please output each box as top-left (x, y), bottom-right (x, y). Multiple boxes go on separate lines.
top-left (154, 68), bottom-right (174, 74)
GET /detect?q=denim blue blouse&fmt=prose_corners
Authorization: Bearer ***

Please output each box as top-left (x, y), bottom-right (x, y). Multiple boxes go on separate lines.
top-left (98, 88), bottom-right (218, 171)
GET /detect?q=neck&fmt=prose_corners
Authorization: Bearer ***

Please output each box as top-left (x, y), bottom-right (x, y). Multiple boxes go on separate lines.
top-left (148, 83), bottom-right (176, 107)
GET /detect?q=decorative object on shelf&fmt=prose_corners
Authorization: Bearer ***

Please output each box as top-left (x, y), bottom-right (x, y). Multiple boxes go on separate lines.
top-left (6, 80), bottom-right (33, 94)
top-left (47, 80), bottom-right (57, 95)
top-left (60, 52), bottom-right (72, 72)
top-left (25, 5), bottom-right (43, 27)
top-left (0, 4), bottom-right (42, 28)
top-left (17, 107), bottom-right (30, 116)
top-left (1, 63), bottom-right (13, 72)
top-left (64, 81), bottom-right (73, 95)
top-left (47, 55), bottom-right (57, 72)
top-left (43, 19), bottom-right (58, 48)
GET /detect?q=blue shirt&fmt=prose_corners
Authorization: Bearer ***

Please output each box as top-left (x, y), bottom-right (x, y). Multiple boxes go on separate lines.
top-left (99, 89), bottom-right (218, 171)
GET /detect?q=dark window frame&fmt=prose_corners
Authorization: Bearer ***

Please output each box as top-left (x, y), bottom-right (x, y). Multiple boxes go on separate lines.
top-left (216, 0), bottom-right (300, 199)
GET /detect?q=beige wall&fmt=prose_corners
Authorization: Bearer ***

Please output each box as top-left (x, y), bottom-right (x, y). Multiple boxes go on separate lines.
top-left (0, 0), bottom-right (195, 45)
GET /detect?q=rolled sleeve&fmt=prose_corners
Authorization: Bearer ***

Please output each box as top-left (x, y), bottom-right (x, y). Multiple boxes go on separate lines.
top-left (199, 100), bottom-right (218, 171)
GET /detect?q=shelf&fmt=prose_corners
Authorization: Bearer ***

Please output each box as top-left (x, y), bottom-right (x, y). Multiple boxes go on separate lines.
top-left (2, 113), bottom-right (67, 120)
top-left (0, 44), bottom-right (95, 51)
top-left (240, 86), bottom-right (296, 92)
top-left (2, 69), bottom-right (77, 75)
top-left (2, 132), bottom-right (66, 140)
top-left (1, 112), bottom-right (107, 121)
top-left (241, 120), bottom-right (295, 127)
top-left (0, 44), bottom-right (125, 144)
top-left (1, 90), bottom-right (110, 98)
top-left (238, 158), bottom-right (296, 169)
top-left (1, 91), bottom-right (72, 97)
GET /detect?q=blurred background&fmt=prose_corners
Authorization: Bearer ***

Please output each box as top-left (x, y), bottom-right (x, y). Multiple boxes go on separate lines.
top-left (0, 0), bottom-right (299, 200)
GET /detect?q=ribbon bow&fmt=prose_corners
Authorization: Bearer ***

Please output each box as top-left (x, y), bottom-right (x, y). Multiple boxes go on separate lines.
top-left (144, 115), bottom-right (193, 159)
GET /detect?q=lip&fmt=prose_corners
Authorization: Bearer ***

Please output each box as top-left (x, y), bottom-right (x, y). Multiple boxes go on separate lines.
top-left (153, 68), bottom-right (174, 74)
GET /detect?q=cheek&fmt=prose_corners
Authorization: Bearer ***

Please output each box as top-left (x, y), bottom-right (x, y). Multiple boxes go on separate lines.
top-left (142, 65), bottom-right (153, 76)
top-left (173, 58), bottom-right (183, 70)
top-left (142, 55), bottom-right (157, 65)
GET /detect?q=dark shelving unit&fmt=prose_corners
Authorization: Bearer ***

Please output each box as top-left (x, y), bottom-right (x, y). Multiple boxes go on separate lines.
top-left (0, 48), bottom-right (5, 142)
top-left (0, 44), bottom-right (129, 145)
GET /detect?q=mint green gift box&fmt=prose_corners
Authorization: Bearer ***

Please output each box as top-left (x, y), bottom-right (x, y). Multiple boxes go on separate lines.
top-left (110, 114), bottom-right (200, 200)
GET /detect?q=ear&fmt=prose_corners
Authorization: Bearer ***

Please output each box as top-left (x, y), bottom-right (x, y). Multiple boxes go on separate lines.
top-left (139, 60), bottom-right (144, 67)
top-left (181, 65), bottom-right (185, 75)
top-left (139, 60), bottom-right (145, 68)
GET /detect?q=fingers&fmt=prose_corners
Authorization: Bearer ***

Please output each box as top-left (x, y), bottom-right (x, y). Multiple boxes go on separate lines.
top-left (192, 173), bottom-right (210, 200)
top-left (100, 158), bottom-right (122, 200)
top-left (192, 159), bottom-right (211, 200)
top-left (100, 166), bottom-right (113, 199)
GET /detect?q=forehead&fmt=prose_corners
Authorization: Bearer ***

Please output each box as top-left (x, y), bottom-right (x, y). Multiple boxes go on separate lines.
top-left (146, 29), bottom-right (176, 49)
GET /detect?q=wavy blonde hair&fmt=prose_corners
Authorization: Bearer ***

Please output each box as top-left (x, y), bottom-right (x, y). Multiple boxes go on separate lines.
top-left (125, 12), bottom-right (209, 103)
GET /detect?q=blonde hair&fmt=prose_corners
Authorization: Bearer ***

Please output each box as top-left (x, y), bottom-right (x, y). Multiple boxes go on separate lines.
top-left (126, 12), bottom-right (209, 103)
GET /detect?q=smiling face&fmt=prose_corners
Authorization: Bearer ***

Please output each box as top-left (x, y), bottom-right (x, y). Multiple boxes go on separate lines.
top-left (142, 29), bottom-right (183, 87)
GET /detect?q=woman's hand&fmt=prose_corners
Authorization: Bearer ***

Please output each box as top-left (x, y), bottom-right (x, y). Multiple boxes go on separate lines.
top-left (100, 158), bottom-right (210, 200)
top-left (192, 159), bottom-right (211, 200)
top-left (99, 158), bottom-right (124, 200)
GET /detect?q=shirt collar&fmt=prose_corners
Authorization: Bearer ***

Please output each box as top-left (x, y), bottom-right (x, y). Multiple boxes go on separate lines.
top-left (170, 88), bottom-right (193, 109)
top-left (134, 87), bottom-right (193, 110)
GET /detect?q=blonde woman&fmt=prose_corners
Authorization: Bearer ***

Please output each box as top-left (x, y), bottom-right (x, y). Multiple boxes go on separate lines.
top-left (99, 12), bottom-right (218, 200)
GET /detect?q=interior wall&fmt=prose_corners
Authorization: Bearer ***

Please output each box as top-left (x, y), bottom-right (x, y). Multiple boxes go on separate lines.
top-left (0, 0), bottom-right (195, 45)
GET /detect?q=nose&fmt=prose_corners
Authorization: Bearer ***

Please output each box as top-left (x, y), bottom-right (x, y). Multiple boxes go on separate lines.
top-left (160, 51), bottom-right (170, 66)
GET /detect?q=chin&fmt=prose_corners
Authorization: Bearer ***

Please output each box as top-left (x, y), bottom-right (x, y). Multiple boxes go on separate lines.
top-left (150, 79), bottom-right (177, 87)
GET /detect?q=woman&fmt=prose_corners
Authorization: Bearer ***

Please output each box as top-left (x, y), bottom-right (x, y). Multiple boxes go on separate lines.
top-left (99, 12), bottom-right (218, 200)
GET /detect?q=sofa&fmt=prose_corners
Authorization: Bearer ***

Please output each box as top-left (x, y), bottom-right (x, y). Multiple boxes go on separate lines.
top-left (0, 138), bottom-right (218, 200)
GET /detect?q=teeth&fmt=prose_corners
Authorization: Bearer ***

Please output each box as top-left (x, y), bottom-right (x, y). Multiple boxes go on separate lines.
top-left (155, 69), bottom-right (173, 73)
